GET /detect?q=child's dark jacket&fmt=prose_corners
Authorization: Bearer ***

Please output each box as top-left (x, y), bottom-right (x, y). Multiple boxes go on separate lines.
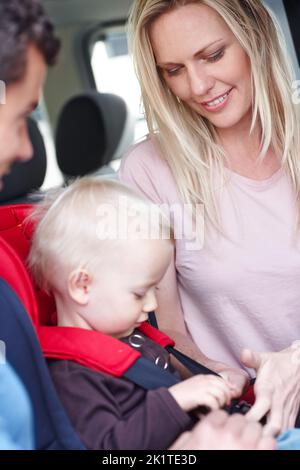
top-left (46, 325), bottom-right (193, 450)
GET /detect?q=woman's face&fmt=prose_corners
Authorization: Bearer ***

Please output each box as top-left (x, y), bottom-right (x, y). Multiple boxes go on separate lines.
top-left (149, 3), bottom-right (253, 133)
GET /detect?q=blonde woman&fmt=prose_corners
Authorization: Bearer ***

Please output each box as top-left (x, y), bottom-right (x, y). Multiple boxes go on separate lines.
top-left (119, 0), bottom-right (300, 436)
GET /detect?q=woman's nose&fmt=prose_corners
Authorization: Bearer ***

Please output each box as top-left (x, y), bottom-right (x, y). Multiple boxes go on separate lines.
top-left (188, 64), bottom-right (215, 98)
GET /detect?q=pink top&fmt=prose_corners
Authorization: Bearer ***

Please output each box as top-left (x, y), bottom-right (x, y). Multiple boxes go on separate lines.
top-left (118, 138), bottom-right (300, 371)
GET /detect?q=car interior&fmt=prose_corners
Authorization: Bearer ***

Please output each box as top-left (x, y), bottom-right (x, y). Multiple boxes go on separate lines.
top-left (0, 0), bottom-right (300, 450)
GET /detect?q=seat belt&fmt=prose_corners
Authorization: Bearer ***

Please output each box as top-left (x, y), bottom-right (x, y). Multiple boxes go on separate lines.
top-left (148, 311), bottom-right (219, 376)
top-left (123, 356), bottom-right (179, 389)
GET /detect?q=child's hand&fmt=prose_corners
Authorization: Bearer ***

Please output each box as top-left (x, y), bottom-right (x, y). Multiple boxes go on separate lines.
top-left (169, 374), bottom-right (235, 412)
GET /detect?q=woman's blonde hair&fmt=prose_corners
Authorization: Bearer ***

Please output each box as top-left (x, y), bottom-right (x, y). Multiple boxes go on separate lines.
top-left (128, 0), bottom-right (300, 228)
top-left (28, 177), bottom-right (173, 293)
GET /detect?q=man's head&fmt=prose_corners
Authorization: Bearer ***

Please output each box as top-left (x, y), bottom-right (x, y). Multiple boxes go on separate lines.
top-left (0, 0), bottom-right (60, 186)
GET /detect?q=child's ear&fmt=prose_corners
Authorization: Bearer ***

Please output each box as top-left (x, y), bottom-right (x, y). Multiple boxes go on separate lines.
top-left (68, 269), bottom-right (92, 305)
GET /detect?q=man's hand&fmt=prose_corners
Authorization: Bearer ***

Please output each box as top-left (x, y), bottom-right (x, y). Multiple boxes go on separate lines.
top-left (170, 410), bottom-right (276, 450)
top-left (241, 346), bottom-right (300, 436)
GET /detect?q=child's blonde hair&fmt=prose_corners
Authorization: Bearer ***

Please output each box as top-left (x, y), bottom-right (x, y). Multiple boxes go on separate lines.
top-left (28, 177), bottom-right (173, 293)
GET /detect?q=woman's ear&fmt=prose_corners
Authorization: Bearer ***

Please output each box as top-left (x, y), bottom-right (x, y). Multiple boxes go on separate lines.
top-left (68, 269), bottom-right (92, 305)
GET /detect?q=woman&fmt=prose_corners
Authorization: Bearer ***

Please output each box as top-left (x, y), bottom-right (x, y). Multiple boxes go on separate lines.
top-left (119, 0), bottom-right (300, 436)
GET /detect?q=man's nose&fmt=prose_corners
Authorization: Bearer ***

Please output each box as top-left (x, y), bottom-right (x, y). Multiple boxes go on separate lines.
top-left (17, 125), bottom-right (33, 162)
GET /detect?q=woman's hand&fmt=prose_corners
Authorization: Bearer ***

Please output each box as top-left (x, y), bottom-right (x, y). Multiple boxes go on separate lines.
top-left (241, 345), bottom-right (300, 436)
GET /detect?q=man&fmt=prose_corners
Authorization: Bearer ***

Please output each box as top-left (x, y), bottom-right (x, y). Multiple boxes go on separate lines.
top-left (0, 0), bottom-right (275, 451)
top-left (171, 410), bottom-right (275, 450)
top-left (0, 0), bottom-right (60, 189)
top-left (0, 0), bottom-right (60, 449)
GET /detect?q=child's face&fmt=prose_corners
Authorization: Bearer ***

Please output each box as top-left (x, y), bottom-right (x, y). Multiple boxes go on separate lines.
top-left (81, 238), bottom-right (173, 338)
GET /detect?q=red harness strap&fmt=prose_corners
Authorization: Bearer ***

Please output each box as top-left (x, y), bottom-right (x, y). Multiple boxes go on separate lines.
top-left (39, 323), bottom-right (175, 376)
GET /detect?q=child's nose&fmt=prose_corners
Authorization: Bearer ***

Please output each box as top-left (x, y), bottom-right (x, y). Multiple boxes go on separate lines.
top-left (142, 290), bottom-right (158, 313)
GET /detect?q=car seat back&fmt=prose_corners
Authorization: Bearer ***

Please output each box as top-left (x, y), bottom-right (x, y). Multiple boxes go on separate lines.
top-left (0, 207), bottom-right (85, 449)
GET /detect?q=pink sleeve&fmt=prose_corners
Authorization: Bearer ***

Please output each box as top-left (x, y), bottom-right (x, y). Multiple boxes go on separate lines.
top-left (118, 139), bottom-right (166, 205)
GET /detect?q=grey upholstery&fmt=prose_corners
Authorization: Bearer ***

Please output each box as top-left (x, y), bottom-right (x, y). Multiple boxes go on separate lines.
top-left (55, 91), bottom-right (134, 180)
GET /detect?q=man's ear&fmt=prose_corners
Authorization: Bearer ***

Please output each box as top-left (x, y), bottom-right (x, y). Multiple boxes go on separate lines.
top-left (68, 269), bottom-right (92, 305)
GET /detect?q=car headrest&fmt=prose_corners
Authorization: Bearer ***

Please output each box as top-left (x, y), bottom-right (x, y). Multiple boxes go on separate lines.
top-left (0, 117), bottom-right (47, 203)
top-left (55, 91), bottom-right (133, 178)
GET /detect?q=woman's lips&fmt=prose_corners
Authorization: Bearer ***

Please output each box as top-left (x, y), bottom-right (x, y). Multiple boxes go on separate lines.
top-left (200, 88), bottom-right (233, 112)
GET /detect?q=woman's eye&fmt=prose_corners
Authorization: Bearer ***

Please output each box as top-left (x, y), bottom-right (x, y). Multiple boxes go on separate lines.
top-left (206, 48), bottom-right (225, 63)
top-left (165, 67), bottom-right (181, 77)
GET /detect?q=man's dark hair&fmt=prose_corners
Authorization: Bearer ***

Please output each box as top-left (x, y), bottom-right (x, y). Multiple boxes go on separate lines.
top-left (0, 0), bottom-right (60, 84)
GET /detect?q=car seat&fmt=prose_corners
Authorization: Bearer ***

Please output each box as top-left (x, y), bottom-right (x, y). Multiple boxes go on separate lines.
top-left (0, 208), bottom-right (85, 449)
